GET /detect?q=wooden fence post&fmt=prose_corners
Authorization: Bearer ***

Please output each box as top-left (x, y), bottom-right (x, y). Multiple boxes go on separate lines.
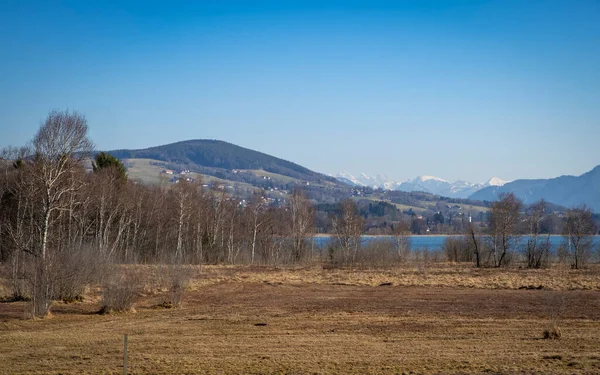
top-left (123, 334), bottom-right (128, 375)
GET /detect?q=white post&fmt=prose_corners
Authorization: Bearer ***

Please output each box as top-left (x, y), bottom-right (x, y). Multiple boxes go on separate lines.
top-left (123, 334), bottom-right (128, 375)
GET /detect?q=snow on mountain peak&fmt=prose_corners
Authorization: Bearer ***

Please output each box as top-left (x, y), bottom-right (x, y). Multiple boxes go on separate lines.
top-left (335, 172), bottom-right (399, 189)
top-left (333, 172), bottom-right (510, 198)
top-left (335, 172), bottom-right (365, 186)
top-left (485, 177), bottom-right (509, 187)
top-left (417, 175), bottom-right (447, 183)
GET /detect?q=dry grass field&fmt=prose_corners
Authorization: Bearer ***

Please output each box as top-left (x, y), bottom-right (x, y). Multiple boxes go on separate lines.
top-left (1, 264), bottom-right (600, 374)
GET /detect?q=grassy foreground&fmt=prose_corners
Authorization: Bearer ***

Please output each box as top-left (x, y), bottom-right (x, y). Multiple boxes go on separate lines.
top-left (1, 264), bottom-right (600, 374)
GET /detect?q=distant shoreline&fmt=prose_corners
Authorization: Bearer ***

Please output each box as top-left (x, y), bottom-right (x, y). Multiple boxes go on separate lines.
top-left (311, 234), bottom-right (463, 238)
top-left (310, 234), bottom-right (599, 238)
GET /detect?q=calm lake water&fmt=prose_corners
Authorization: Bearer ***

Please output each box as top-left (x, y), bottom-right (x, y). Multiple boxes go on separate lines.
top-left (312, 235), bottom-right (600, 252)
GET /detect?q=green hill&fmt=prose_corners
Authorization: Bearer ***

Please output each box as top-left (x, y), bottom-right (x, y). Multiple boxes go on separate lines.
top-left (104, 140), bottom-right (495, 229)
top-left (108, 139), bottom-right (339, 185)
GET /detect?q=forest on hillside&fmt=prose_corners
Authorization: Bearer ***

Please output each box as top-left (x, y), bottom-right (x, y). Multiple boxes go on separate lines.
top-left (109, 139), bottom-right (339, 185)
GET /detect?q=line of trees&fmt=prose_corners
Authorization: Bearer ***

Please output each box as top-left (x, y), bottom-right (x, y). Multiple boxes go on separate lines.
top-left (0, 111), bottom-right (318, 317)
top-left (450, 193), bottom-right (598, 269)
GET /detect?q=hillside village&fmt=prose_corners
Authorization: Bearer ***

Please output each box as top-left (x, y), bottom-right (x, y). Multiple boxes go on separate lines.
top-left (114, 142), bottom-right (598, 237)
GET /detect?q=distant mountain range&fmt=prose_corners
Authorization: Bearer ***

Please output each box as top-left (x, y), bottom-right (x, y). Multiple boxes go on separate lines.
top-left (104, 139), bottom-right (599, 212)
top-left (335, 172), bottom-right (401, 190)
top-left (337, 168), bottom-right (600, 213)
top-left (470, 166), bottom-right (600, 213)
top-left (333, 172), bottom-right (508, 198)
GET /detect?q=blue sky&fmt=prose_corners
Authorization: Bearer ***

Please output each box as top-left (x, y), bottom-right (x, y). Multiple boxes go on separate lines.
top-left (1, 1), bottom-right (599, 183)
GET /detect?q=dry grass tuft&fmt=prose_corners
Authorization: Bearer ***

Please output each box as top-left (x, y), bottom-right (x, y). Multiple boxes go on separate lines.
top-left (543, 324), bottom-right (562, 340)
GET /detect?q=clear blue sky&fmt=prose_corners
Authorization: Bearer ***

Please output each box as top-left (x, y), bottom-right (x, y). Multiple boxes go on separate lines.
top-left (1, 0), bottom-right (599, 183)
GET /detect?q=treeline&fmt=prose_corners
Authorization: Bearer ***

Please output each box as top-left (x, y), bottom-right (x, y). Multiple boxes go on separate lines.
top-left (0, 154), bottom-right (315, 266)
top-left (0, 111), bottom-right (319, 317)
top-left (1, 111), bottom-right (402, 319)
top-left (443, 194), bottom-right (599, 269)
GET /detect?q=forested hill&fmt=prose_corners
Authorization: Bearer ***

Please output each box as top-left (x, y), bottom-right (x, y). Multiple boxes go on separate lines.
top-left (108, 139), bottom-right (340, 184)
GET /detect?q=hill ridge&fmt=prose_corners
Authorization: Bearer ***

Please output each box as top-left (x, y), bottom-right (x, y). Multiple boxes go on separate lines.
top-left (107, 139), bottom-right (340, 185)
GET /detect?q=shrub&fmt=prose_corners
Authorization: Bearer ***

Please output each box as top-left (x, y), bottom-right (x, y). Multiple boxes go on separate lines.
top-left (325, 238), bottom-right (405, 269)
top-left (414, 247), bottom-right (431, 277)
top-left (100, 269), bottom-right (144, 313)
top-left (543, 293), bottom-right (566, 340)
top-left (354, 239), bottom-right (397, 269)
top-left (52, 245), bottom-right (111, 303)
top-left (165, 264), bottom-right (195, 307)
top-left (443, 237), bottom-right (472, 262)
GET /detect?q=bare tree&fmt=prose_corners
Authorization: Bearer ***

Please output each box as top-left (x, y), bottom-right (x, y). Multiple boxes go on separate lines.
top-left (247, 193), bottom-right (268, 265)
top-left (223, 199), bottom-right (240, 264)
top-left (489, 193), bottom-right (522, 267)
top-left (0, 149), bottom-right (32, 298)
top-left (465, 222), bottom-right (483, 267)
top-left (564, 206), bottom-right (596, 269)
top-left (205, 190), bottom-right (228, 263)
top-left (331, 199), bottom-right (363, 266)
top-left (443, 236), bottom-right (472, 263)
top-left (525, 200), bottom-right (550, 268)
top-left (188, 182), bottom-right (208, 265)
top-left (289, 190), bottom-right (313, 262)
top-left (33, 110), bottom-right (93, 258)
top-left (391, 220), bottom-right (411, 262)
top-left (172, 181), bottom-right (194, 261)
top-left (92, 166), bottom-right (129, 259)
top-left (28, 110), bottom-right (94, 317)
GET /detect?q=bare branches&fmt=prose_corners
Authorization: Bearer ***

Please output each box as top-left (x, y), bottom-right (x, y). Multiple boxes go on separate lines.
top-left (564, 206), bottom-right (596, 269)
top-left (33, 110), bottom-right (94, 164)
top-left (289, 190), bottom-right (314, 263)
top-left (331, 199), bottom-right (363, 266)
top-left (525, 200), bottom-right (550, 269)
top-left (2, 110), bottom-right (95, 317)
top-left (489, 193), bottom-right (522, 267)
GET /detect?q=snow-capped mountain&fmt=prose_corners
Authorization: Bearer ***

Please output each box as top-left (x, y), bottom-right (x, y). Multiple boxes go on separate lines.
top-left (335, 172), bottom-right (367, 187)
top-left (334, 172), bottom-right (401, 190)
top-left (445, 180), bottom-right (483, 198)
top-left (483, 177), bottom-right (509, 187)
top-left (417, 175), bottom-right (447, 183)
top-left (334, 172), bottom-right (510, 198)
top-left (397, 176), bottom-right (452, 195)
top-left (397, 175), bottom-right (510, 197)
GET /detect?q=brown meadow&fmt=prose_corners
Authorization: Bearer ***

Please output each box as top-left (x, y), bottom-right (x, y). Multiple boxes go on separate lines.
top-left (1, 264), bottom-right (599, 374)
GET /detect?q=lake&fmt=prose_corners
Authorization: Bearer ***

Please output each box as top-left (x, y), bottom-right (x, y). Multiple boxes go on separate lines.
top-left (312, 235), bottom-right (600, 252)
